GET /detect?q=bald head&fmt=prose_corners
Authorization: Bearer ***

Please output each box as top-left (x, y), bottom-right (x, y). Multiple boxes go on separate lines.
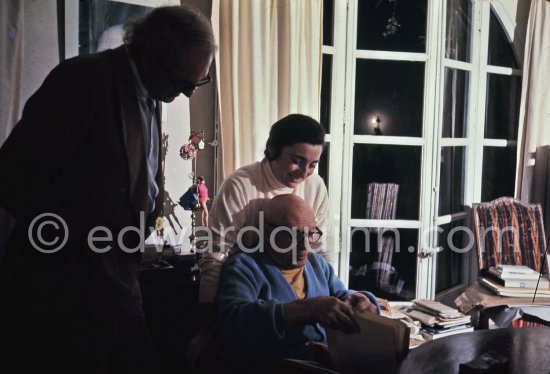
top-left (264, 194), bottom-right (315, 228)
top-left (264, 195), bottom-right (318, 269)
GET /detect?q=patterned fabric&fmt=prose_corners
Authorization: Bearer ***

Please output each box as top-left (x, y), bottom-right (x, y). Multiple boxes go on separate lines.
top-left (473, 197), bottom-right (547, 271)
top-left (512, 316), bottom-right (550, 328)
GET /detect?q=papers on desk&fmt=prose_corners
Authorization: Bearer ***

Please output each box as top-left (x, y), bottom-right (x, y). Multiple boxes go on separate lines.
top-left (326, 310), bottom-right (409, 374)
top-left (392, 299), bottom-right (472, 340)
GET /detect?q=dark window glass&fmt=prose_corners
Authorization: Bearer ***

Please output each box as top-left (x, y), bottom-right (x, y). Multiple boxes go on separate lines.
top-left (445, 0), bottom-right (472, 62)
top-left (356, 0), bottom-right (427, 53)
top-left (481, 146), bottom-right (517, 202)
top-left (488, 9), bottom-right (519, 68)
top-left (442, 68), bottom-right (469, 138)
top-left (485, 74), bottom-right (521, 140)
top-left (348, 227), bottom-right (417, 301)
top-left (323, 0), bottom-right (334, 46)
top-left (320, 54), bottom-right (333, 133)
top-left (318, 143), bottom-right (330, 185)
top-left (354, 60), bottom-right (425, 136)
top-left (439, 147), bottom-right (466, 216)
top-left (351, 145), bottom-right (421, 220)
top-left (436, 220), bottom-right (468, 292)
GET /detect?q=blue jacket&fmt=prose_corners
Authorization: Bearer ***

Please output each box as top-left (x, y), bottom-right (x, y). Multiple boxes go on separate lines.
top-left (215, 251), bottom-right (379, 361)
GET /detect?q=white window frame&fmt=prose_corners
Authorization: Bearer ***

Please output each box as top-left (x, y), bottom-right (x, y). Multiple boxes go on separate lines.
top-left (326, 0), bottom-right (523, 300)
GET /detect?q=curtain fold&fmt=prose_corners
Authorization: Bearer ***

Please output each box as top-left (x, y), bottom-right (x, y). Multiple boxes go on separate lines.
top-left (215, 0), bottom-right (322, 177)
top-left (0, 1), bottom-right (24, 261)
top-left (0, 1), bottom-right (24, 145)
top-left (516, 0), bottom-right (550, 212)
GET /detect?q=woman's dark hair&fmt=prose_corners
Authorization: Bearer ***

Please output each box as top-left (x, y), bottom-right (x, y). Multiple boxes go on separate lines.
top-left (197, 176), bottom-right (204, 182)
top-left (264, 114), bottom-right (326, 161)
top-left (124, 5), bottom-right (217, 58)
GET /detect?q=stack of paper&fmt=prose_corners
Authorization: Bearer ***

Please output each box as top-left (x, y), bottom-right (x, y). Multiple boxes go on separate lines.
top-left (393, 299), bottom-right (473, 340)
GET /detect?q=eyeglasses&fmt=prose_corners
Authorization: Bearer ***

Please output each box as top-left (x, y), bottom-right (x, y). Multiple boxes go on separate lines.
top-left (156, 55), bottom-right (211, 95)
top-left (265, 223), bottom-right (323, 245)
top-left (174, 74), bottom-right (212, 94)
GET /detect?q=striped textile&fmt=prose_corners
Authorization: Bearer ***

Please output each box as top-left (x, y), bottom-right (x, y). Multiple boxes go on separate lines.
top-left (473, 197), bottom-right (547, 271)
top-left (512, 316), bottom-right (550, 328)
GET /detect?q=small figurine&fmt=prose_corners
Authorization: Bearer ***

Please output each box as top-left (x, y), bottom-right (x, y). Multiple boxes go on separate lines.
top-left (196, 176), bottom-right (209, 226)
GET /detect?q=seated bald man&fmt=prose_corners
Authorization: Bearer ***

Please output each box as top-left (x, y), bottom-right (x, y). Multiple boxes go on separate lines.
top-left (215, 194), bottom-right (379, 365)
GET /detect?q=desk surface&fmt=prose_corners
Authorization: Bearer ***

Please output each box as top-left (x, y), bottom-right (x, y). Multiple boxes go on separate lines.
top-left (398, 327), bottom-right (550, 374)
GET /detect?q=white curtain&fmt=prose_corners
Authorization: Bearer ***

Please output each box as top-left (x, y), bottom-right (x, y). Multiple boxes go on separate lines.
top-left (213, 0), bottom-right (323, 177)
top-left (0, 1), bottom-right (24, 145)
top-left (516, 0), bottom-right (550, 234)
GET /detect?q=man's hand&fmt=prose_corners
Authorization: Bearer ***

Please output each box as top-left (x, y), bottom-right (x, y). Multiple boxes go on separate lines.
top-left (284, 296), bottom-right (360, 333)
top-left (344, 293), bottom-right (378, 314)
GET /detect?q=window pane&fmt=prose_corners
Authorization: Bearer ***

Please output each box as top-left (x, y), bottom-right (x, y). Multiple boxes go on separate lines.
top-left (436, 221), bottom-right (470, 292)
top-left (442, 68), bottom-right (469, 138)
top-left (481, 146), bottom-right (517, 202)
top-left (318, 143), bottom-right (330, 185)
top-left (79, 1), bottom-right (151, 55)
top-left (356, 0), bottom-right (427, 53)
top-left (354, 60), bottom-right (425, 137)
top-left (488, 9), bottom-right (519, 68)
top-left (323, 0), bottom-right (334, 46)
top-left (445, 0), bottom-right (472, 62)
top-left (352, 145), bottom-right (421, 220)
top-left (439, 147), bottom-right (466, 216)
top-left (349, 227), bottom-right (418, 301)
top-left (485, 74), bottom-right (521, 140)
top-left (320, 54), bottom-right (333, 133)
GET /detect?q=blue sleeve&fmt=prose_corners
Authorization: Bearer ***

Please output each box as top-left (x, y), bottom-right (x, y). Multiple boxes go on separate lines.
top-left (318, 254), bottom-right (381, 314)
top-left (215, 255), bottom-right (294, 360)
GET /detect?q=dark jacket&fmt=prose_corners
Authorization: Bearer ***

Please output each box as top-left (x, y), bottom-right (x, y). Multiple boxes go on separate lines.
top-left (0, 45), bottom-right (163, 366)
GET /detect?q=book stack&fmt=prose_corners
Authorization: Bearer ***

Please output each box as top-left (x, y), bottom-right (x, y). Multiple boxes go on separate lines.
top-left (393, 299), bottom-right (472, 341)
top-left (479, 264), bottom-right (550, 298)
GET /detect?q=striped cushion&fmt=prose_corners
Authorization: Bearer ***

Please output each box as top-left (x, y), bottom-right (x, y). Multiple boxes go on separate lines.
top-left (473, 197), bottom-right (547, 271)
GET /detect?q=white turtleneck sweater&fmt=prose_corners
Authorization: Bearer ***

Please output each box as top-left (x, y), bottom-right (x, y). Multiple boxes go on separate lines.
top-left (198, 158), bottom-right (329, 302)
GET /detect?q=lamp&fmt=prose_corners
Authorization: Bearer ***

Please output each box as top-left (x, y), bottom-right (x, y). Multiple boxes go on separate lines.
top-left (372, 115), bottom-right (381, 129)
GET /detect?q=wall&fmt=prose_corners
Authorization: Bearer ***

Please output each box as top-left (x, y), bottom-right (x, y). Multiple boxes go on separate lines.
top-left (0, 0), bottom-right (60, 260)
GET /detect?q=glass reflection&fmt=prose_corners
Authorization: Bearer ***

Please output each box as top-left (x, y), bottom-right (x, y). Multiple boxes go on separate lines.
top-left (488, 9), bottom-right (519, 68)
top-left (445, 0), bottom-right (472, 62)
top-left (318, 143), bottom-right (330, 185)
top-left (436, 220), bottom-right (468, 292)
top-left (356, 0), bottom-right (427, 53)
top-left (348, 227), bottom-right (418, 301)
top-left (481, 146), bottom-right (517, 202)
top-left (323, 0), bottom-right (334, 46)
top-left (352, 145), bottom-right (421, 220)
top-left (354, 60), bottom-right (425, 136)
top-left (442, 68), bottom-right (469, 138)
top-left (485, 74), bottom-right (521, 140)
top-left (321, 54), bottom-right (333, 133)
top-left (439, 147), bottom-right (466, 216)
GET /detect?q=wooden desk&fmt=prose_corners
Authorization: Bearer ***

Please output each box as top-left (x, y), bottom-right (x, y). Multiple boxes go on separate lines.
top-left (398, 327), bottom-right (550, 374)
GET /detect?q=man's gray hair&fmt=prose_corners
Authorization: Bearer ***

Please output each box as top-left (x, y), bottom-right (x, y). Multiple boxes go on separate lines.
top-left (124, 5), bottom-right (216, 57)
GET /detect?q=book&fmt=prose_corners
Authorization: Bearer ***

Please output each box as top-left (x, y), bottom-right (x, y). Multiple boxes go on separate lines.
top-left (495, 264), bottom-right (537, 274)
top-left (479, 276), bottom-right (550, 297)
top-left (326, 310), bottom-right (409, 374)
top-left (488, 267), bottom-right (540, 280)
top-left (485, 272), bottom-right (549, 289)
top-left (420, 325), bottom-right (474, 341)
